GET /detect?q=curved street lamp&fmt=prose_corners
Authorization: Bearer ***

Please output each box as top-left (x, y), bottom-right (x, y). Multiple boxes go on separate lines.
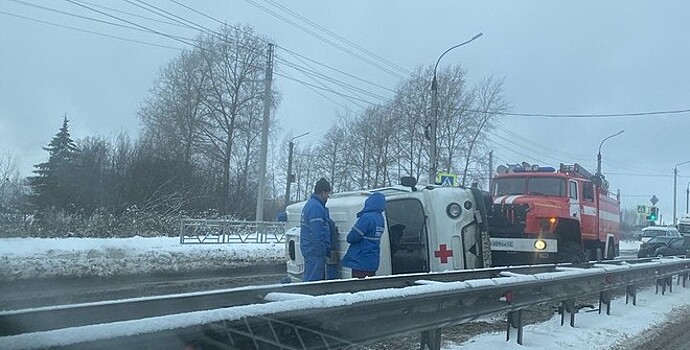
top-left (673, 160), bottom-right (690, 225)
top-left (429, 32), bottom-right (483, 184)
top-left (596, 130), bottom-right (624, 177)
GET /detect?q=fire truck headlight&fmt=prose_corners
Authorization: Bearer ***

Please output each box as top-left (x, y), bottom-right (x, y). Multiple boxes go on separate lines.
top-left (446, 203), bottom-right (462, 218)
top-left (534, 239), bottom-right (547, 251)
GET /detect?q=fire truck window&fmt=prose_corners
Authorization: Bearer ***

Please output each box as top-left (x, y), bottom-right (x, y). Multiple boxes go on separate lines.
top-left (583, 182), bottom-right (594, 201)
top-left (527, 177), bottom-right (566, 196)
top-left (569, 181), bottom-right (578, 200)
top-left (385, 198), bottom-right (429, 274)
top-left (493, 178), bottom-right (526, 196)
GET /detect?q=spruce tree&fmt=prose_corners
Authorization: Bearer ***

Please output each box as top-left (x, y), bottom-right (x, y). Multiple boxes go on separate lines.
top-left (29, 116), bottom-right (79, 212)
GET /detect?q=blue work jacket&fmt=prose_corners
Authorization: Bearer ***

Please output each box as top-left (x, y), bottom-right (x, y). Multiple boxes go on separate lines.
top-left (300, 193), bottom-right (331, 259)
top-left (342, 192), bottom-right (385, 272)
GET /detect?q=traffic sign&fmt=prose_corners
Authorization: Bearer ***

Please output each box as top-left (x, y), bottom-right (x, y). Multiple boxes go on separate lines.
top-left (637, 205), bottom-right (647, 214)
top-left (436, 172), bottom-right (458, 187)
top-left (650, 195), bottom-right (659, 206)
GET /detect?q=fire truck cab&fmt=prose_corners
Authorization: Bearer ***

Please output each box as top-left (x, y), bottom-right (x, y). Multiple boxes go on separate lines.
top-left (489, 163), bottom-right (621, 265)
top-left (284, 177), bottom-right (492, 282)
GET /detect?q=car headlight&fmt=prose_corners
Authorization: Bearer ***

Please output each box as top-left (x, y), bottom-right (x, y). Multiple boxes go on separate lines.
top-left (446, 203), bottom-right (462, 218)
top-left (534, 239), bottom-right (547, 251)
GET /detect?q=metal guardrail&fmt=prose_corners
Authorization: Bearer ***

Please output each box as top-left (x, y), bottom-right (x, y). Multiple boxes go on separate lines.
top-left (179, 219), bottom-right (286, 244)
top-left (2, 258), bottom-right (690, 350)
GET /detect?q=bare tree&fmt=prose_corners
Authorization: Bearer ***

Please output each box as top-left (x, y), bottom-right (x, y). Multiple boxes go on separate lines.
top-left (389, 67), bottom-right (429, 182)
top-left (197, 26), bottom-right (272, 212)
top-left (0, 151), bottom-right (19, 210)
top-left (140, 49), bottom-right (207, 164)
top-left (459, 76), bottom-right (508, 186)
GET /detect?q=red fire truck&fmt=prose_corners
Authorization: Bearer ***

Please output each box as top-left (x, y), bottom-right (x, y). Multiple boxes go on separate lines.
top-left (488, 162), bottom-right (621, 265)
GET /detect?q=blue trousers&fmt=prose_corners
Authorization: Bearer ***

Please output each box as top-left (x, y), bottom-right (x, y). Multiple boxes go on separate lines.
top-left (326, 263), bottom-right (338, 280)
top-left (303, 256), bottom-right (327, 282)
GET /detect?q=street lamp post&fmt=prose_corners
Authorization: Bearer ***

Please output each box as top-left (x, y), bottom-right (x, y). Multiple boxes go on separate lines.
top-left (596, 130), bottom-right (624, 177)
top-left (594, 130), bottom-right (623, 241)
top-left (673, 160), bottom-right (690, 225)
top-left (285, 132), bottom-right (309, 208)
top-left (686, 181), bottom-right (689, 215)
top-left (429, 32), bottom-right (483, 184)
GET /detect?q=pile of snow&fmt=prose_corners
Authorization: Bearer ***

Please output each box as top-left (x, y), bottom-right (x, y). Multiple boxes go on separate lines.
top-left (0, 237), bottom-right (284, 280)
top-left (453, 287), bottom-right (690, 349)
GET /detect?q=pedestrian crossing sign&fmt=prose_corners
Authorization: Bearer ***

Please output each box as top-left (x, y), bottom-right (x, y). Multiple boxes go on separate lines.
top-left (435, 172), bottom-right (458, 187)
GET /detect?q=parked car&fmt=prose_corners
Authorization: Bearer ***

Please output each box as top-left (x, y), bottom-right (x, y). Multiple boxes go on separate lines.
top-left (678, 215), bottom-right (690, 236)
top-left (654, 237), bottom-right (690, 257)
top-left (640, 226), bottom-right (681, 243)
top-left (638, 236), bottom-right (681, 258)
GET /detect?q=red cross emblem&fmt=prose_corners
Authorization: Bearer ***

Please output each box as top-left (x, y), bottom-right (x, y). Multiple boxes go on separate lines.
top-left (434, 244), bottom-right (453, 263)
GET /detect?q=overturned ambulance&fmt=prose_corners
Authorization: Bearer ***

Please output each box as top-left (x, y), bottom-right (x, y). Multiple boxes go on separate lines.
top-left (284, 177), bottom-right (492, 282)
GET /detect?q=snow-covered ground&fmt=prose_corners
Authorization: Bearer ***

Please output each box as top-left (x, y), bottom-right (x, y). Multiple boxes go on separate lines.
top-left (0, 236), bottom-right (284, 280)
top-left (1, 237), bottom-right (687, 350)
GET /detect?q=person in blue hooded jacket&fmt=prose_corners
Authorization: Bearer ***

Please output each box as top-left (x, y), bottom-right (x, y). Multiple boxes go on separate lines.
top-left (300, 177), bottom-right (333, 281)
top-left (342, 192), bottom-right (386, 278)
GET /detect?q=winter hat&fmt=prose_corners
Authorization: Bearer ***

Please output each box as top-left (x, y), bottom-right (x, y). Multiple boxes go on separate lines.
top-left (314, 177), bottom-right (331, 193)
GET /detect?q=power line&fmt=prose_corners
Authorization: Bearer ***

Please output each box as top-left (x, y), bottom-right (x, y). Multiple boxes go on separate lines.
top-left (498, 108), bottom-right (690, 118)
top-left (277, 46), bottom-right (397, 94)
top-left (494, 124), bottom-right (591, 159)
top-left (0, 9), bottom-right (181, 50)
top-left (19, 1), bottom-right (690, 123)
top-left (607, 172), bottom-right (690, 178)
top-left (137, 0), bottom-right (391, 106)
top-left (488, 130), bottom-right (575, 165)
top-left (167, 0), bottom-right (404, 90)
top-left (274, 70), bottom-right (379, 105)
top-left (259, 0), bottom-right (411, 76)
top-left (241, 0), bottom-right (406, 79)
top-left (491, 124), bottom-right (637, 172)
top-left (76, 0), bottom-right (190, 28)
top-left (278, 59), bottom-right (390, 101)
top-left (64, 0), bottom-right (197, 47)
top-left (277, 54), bottom-right (364, 112)
top-left (489, 138), bottom-right (550, 166)
top-left (9, 0), bottom-right (154, 32)
top-left (17, 0), bottom-right (385, 110)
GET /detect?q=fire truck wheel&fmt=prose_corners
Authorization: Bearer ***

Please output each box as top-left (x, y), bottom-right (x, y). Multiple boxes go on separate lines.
top-left (558, 241), bottom-right (586, 263)
top-left (606, 241), bottom-right (616, 260)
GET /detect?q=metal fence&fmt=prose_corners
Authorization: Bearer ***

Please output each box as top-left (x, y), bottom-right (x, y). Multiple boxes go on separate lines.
top-left (4, 258), bottom-right (690, 350)
top-left (179, 219), bottom-right (286, 244)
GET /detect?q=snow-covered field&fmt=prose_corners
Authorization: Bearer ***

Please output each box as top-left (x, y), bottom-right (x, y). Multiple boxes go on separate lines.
top-left (0, 236), bottom-right (284, 280)
top-left (1, 237), bottom-right (687, 350)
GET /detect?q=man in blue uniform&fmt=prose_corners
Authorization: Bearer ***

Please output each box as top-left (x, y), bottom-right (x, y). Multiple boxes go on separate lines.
top-left (300, 177), bottom-right (332, 281)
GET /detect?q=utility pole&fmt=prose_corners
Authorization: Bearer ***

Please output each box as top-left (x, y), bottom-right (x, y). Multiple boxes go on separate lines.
top-left (429, 76), bottom-right (439, 185)
top-left (674, 166), bottom-right (678, 225)
top-left (255, 43), bottom-right (274, 222)
top-left (488, 150), bottom-right (493, 190)
top-left (284, 132), bottom-right (309, 209)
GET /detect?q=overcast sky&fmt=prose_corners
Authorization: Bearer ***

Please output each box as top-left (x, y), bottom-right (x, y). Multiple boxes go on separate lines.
top-left (1, 0), bottom-right (689, 222)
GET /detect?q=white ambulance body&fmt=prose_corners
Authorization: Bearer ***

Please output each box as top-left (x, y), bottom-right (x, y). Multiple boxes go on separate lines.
top-left (285, 179), bottom-right (491, 282)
